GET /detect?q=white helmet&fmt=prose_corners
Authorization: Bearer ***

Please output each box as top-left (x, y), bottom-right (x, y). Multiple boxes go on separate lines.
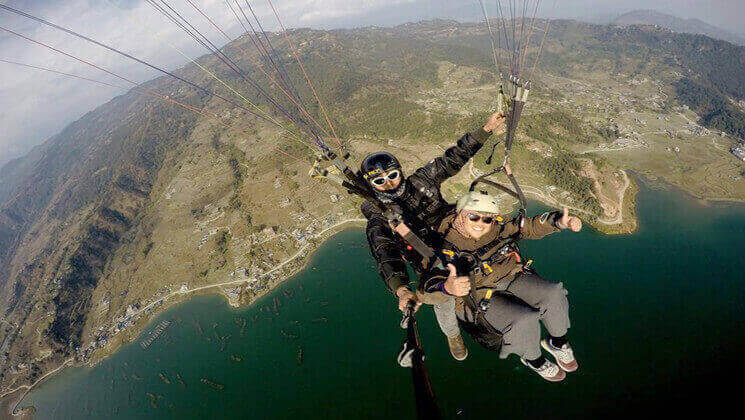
top-left (456, 190), bottom-right (501, 214)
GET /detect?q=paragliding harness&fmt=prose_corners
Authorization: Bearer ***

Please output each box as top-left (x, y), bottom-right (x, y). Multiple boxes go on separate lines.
top-left (419, 225), bottom-right (528, 353)
top-left (436, 231), bottom-right (535, 352)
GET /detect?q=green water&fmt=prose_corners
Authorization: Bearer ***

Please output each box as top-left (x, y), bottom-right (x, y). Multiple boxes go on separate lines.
top-left (22, 181), bottom-right (745, 419)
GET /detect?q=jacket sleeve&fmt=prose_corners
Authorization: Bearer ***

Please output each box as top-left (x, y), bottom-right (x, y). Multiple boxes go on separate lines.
top-left (361, 201), bottom-right (410, 293)
top-left (502, 211), bottom-right (562, 240)
top-left (415, 269), bottom-right (451, 305)
top-left (410, 127), bottom-right (492, 186)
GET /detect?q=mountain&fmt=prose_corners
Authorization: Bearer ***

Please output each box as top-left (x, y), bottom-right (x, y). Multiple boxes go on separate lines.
top-left (611, 10), bottom-right (745, 46)
top-left (0, 144), bottom-right (33, 172)
top-left (2, 18), bottom-right (745, 394)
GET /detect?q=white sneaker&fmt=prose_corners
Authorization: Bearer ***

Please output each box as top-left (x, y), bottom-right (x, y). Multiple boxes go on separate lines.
top-left (520, 357), bottom-right (566, 382)
top-left (541, 339), bottom-right (578, 372)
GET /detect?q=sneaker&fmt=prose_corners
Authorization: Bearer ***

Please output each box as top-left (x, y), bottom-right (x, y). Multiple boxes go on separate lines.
top-left (541, 339), bottom-right (578, 372)
top-left (447, 334), bottom-right (468, 361)
top-left (520, 357), bottom-right (566, 382)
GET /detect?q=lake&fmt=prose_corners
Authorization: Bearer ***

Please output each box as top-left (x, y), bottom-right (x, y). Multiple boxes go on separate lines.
top-left (21, 180), bottom-right (745, 419)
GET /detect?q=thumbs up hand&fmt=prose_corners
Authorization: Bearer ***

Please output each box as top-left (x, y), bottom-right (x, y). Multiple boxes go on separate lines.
top-left (443, 264), bottom-right (472, 297)
top-left (556, 207), bottom-right (582, 232)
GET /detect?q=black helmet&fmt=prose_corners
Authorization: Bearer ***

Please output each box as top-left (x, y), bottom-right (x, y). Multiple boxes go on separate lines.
top-left (360, 152), bottom-right (401, 182)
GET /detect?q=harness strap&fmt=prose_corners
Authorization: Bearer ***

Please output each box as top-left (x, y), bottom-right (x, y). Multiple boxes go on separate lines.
top-left (441, 233), bottom-right (520, 269)
top-left (393, 223), bottom-right (435, 262)
top-left (505, 171), bottom-right (528, 222)
top-left (461, 274), bottom-right (501, 337)
top-left (504, 99), bottom-right (526, 154)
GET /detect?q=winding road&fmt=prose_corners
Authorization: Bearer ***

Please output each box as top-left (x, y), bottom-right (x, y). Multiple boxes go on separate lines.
top-left (131, 218), bottom-right (366, 319)
top-left (1, 357), bottom-right (74, 417)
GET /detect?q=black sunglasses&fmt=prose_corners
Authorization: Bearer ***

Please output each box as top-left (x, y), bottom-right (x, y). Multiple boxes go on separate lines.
top-left (467, 213), bottom-right (495, 224)
top-left (371, 170), bottom-right (400, 186)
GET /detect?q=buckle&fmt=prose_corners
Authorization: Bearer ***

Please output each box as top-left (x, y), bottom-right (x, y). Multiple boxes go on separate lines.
top-left (482, 262), bottom-right (493, 274)
top-left (478, 290), bottom-right (494, 312)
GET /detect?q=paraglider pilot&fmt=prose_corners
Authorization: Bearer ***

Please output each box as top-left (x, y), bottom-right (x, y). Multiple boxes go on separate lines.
top-left (360, 111), bottom-right (506, 361)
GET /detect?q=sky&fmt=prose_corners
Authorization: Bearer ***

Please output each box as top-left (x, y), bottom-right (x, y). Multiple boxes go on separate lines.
top-left (1, 0), bottom-right (743, 167)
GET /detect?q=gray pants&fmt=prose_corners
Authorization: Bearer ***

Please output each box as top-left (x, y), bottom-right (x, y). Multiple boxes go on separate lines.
top-left (457, 273), bottom-right (571, 360)
top-left (433, 297), bottom-right (460, 338)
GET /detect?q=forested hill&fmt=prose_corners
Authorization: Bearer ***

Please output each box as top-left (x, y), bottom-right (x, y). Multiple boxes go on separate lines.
top-left (388, 19), bottom-right (745, 138)
top-left (541, 21), bottom-right (745, 139)
top-left (2, 18), bottom-right (745, 392)
top-left (611, 9), bottom-right (745, 46)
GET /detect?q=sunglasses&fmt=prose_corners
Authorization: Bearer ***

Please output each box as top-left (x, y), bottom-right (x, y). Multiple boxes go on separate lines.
top-left (371, 170), bottom-right (400, 186)
top-left (467, 213), bottom-right (495, 224)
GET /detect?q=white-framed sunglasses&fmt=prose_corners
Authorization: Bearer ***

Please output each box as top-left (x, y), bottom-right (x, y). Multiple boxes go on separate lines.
top-left (370, 170), bottom-right (401, 186)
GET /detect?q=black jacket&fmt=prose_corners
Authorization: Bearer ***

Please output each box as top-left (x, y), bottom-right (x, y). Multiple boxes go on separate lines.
top-left (361, 127), bottom-right (492, 292)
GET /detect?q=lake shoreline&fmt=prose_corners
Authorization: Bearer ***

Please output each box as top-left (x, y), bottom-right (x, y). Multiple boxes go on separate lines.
top-left (1, 388), bottom-right (32, 419)
top-left (635, 171), bottom-right (745, 207)
top-left (14, 179), bottom-right (745, 418)
top-left (0, 174), bottom-right (652, 415)
top-left (8, 173), bottom-right (744, 418)
top-left (4, 219), bottom-right (367, 418)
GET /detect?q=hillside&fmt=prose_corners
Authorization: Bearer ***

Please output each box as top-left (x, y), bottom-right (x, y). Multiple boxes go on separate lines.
top-left (612, 10), bottom-right (745, 46)
top-left (2, 18), bottom-right (745, 399)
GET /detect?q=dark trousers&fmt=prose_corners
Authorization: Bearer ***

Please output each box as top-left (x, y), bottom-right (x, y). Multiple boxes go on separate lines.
top-left (458, 273), bottom-right (570, 359)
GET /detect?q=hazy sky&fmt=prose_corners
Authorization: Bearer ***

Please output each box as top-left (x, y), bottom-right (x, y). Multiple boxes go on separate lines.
top-left (1, 0), bottom-right (743, 166)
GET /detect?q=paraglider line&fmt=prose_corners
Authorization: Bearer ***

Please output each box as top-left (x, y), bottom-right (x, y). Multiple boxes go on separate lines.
top-left (231, 0), bottom-right (321, 137)
top-left (0, 58), bottom-right (127, 90)
top-left (0, 4), bottom-right (286, 129)
top-left (241, 0), bottom-right (304, 110)
top-left (477, 0), bottom-right (503, 79)
top-left (0, 24), bottom-right (314, 159)
top-left (265, 0), bottom-right (342, 148)
top-left (518, 0), bottom-right (541, 78)
top-left (177, 0), bottom-right (331, 148)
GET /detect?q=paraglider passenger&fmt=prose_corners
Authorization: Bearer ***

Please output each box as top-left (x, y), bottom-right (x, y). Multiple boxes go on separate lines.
top-left (417, 189), bottom-right (581, 381)
top-left (361, 111), bottom-right (506, 362)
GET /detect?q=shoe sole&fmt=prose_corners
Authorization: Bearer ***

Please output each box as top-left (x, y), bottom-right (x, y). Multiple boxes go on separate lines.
top-left (451, 349), bottom-right (468, 361)
top-left (541, 340), bottom-right (578, 372)
top-left (520, 359), bottom-right (566, 382)
top-left (544, 370), bottom-right (566, 382)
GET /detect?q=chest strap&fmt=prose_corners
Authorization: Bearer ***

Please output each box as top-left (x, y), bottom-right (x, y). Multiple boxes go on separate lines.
top-left (442, 239), bottom-right (521, 275)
